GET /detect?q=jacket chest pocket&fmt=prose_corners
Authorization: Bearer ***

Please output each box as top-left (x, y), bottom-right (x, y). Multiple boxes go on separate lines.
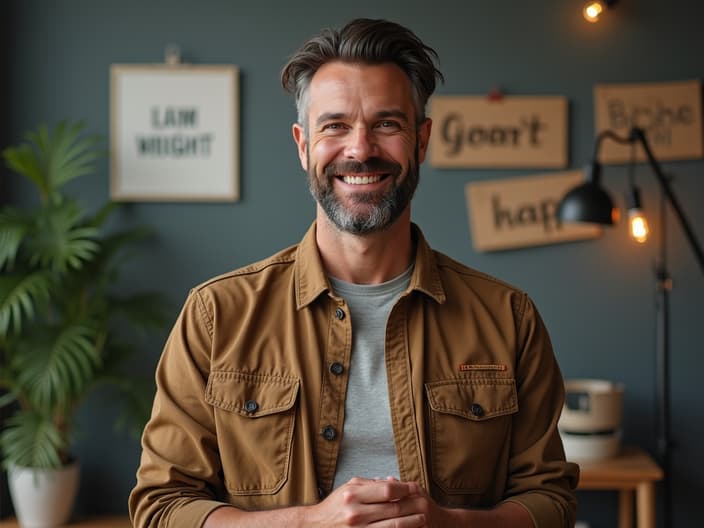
top-left (425, 377), bottom-right (518, 494)
top-left (205, 371), bottom-right (300, 495)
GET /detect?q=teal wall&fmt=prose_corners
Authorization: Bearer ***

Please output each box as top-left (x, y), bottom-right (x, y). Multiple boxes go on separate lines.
top-left (3, 1), bottom-right (703, 526)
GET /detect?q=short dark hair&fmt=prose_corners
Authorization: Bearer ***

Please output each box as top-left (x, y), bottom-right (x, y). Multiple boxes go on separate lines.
top-left (281, 18), bottom-right (444, 126)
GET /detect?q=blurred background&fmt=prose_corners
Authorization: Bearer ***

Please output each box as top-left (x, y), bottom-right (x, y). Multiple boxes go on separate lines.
top-left (2, 1), bottom-right (703, 526)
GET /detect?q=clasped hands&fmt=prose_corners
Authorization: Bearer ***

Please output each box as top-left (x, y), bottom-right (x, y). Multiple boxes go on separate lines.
top-left (305, 476), bottom-right (452, 527)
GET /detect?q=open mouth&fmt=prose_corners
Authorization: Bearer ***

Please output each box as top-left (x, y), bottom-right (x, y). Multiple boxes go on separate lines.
top-left (340, 174), bottom-right (388, 185)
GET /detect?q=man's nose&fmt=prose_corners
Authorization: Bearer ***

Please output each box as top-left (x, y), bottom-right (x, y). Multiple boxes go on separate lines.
top-left (344, 127), bottom-right (377, 161)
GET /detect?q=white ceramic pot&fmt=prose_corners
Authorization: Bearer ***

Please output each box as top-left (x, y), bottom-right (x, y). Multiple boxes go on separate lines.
top-left (7, 461), bottom-right (80, 528)
top-left (560, 428), bottom-right (622, 462)
top-left (560, 379), bottom-right (624, 433)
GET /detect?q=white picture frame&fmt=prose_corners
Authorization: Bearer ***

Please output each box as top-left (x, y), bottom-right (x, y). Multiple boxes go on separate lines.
top-left (110, 64), bottom-right (239, 201)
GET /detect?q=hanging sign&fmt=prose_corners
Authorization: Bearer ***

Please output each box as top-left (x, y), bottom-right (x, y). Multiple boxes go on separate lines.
top-left (429, 95), bottom-right (568, 168)
top-left (594, 80), bottom-right (703, 163)
top-left (465, 171), bottom-right (601, 252)
top-left (110, 64), bottom-right (239, 201)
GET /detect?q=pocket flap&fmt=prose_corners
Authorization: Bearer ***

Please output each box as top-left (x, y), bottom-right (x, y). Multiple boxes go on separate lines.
top-left (206, 371), bottom-right (300, 418)
top-left (425, 378), bottom-right (517, 421)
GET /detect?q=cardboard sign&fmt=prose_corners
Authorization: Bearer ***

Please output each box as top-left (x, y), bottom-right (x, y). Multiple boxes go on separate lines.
top-left (594, 80), bottom-right (703, 163)
top-left (429, 96), bottom-right (568, 168)
top-left (466, 171), bottom-right (601, 252)
top-left (110, 65), bottom-right (239, 202)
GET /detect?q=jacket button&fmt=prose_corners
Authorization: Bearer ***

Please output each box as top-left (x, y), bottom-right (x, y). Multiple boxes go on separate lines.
top-left (321, 425), bottom-right (337, 441)
top-left (470, 403), bottom-right (484, 417)
top-left (244, 400), bottom-right (259, 413)
top-left (318, 486), bottom-right (327, 499)
top-left (329, 362), bottom-right (344, 375)
top-left (335, 307), bottom-right (345, 320)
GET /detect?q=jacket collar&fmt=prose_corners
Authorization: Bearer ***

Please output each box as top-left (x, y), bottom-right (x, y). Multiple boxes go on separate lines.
top-left (294, 222), bottom-right (446, 310)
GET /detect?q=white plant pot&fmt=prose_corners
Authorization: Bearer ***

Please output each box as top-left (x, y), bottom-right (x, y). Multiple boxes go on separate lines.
top-left (7, 461), bottom-right (80, 528)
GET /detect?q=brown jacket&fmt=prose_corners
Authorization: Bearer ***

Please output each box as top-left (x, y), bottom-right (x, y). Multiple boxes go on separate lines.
top-left (129, 223), bottom-right (578, 527)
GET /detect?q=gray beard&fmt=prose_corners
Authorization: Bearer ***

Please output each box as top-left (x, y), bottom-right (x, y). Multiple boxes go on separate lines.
top-left (307, 148), bottom-right (420, 235)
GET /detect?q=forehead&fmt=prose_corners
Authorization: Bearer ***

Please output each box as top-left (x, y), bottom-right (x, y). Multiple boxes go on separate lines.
top-left (307, 61), bottom-right (415, 119)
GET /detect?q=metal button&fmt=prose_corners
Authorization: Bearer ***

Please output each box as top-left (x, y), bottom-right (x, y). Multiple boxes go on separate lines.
top-left (321, 425), bottom-right (337, 441)
top-left (335, 307), bottom-right (345, 320)
top-left (329, 362), bottom-right (344, 375)
top-left (317, 486), bottom-right (327, 499)
top-left (244, 400), bottom-right (259, 413)
top-left (470, 403), bottom-right (484, 417)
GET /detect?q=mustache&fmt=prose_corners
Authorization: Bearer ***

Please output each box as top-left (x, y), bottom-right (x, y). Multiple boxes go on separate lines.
top-left (323, 158), bottom-right (402, 179)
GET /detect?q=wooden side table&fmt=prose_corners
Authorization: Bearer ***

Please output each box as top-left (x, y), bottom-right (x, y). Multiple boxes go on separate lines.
top-left (576, 446), bottom-right (663, 528)
top-left (0, 517), bottom-right (130, 527)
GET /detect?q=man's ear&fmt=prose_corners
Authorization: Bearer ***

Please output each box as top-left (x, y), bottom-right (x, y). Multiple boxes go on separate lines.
top-left (292, 123), bottom-right (308, 171)
top-left (417, 118), bottom-right (432, 164)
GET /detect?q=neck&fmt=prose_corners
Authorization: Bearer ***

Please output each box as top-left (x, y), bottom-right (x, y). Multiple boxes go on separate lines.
top-left (315, 207), bottom-right (413, 284)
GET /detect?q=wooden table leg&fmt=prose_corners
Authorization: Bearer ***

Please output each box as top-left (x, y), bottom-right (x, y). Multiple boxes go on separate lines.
top-left (636, 482), bottom-right (656, 528)
top-left (618, 490), bottom-right (634, 528)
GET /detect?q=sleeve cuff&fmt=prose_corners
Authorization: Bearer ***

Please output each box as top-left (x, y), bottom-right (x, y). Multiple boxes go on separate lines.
top-left (503, 492), bottom-right (574, 528)
top-left (167, 499), bottom-right (231, 528)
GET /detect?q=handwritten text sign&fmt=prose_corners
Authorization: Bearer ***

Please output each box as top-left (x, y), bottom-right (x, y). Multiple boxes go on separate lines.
top-left (430, 96), bottom-right (568, 168)
top-left (594, 80), bottom-right (703, 163)
top-left (466, 171), bottom-right (601, 252)
top-left (110, 65), bottom-right (239, 201)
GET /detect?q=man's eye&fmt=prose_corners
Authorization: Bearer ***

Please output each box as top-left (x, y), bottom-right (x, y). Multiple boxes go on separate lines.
top-left (323, 123), bottom-right (344, 131)
top-left (378, 120), bottom-right (400, 129)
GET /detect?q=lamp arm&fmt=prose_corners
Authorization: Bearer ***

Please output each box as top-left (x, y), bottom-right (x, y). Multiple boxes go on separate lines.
top-left (630, 127), bottom-right (704, 274)
top-left (592, 129), bottom-right (632, 161)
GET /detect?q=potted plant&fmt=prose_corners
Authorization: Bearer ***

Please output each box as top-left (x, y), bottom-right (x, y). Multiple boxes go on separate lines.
top-left (0, 121), bottom-right (168, 526)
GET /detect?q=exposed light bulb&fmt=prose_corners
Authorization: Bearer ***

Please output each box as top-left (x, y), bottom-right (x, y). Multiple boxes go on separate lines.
top-left (625, 185), bottom-right (648, 243)
top-left (629, 209), bottom-right (650, 243)
top-left (583, 1), bottom-right (605, 23)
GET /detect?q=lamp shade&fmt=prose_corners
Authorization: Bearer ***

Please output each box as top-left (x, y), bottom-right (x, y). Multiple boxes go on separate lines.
top-left (557, 180), bottom-right (617, 225)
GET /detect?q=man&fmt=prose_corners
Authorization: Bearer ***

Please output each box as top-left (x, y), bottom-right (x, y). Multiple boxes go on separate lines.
top-left (130, 18), bottom-right (578, 528)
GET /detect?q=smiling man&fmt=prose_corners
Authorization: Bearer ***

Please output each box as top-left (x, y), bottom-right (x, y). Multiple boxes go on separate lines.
top-left (130, 19), bottom-right (578, 528)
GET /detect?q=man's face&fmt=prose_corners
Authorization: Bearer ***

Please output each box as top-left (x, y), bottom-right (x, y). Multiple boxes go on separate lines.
top-left (292, 61), bottom-right (431, 235)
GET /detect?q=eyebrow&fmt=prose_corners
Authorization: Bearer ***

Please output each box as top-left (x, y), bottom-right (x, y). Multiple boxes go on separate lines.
top-left (314, 109), bottom-right (411, 127)
top-left (375, 110), bottom-right (410, 122)
top-left (315, 112), bottom-right (346, 127)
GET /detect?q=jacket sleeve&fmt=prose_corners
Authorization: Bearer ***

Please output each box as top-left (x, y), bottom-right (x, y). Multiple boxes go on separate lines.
top-left (501, 293), bottom-right (580, 527)
top-left (129, 289), bottom-right (227, 528)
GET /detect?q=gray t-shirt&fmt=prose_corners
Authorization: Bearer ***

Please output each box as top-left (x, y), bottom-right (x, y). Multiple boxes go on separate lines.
top-left (329, 265), bottom-right (413, 488)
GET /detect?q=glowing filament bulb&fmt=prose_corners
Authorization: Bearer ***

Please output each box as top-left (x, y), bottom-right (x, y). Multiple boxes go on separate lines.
top-left (583, 1), bottom-right (605, 23)
top-left (629, 211), bottom-right (650, 243)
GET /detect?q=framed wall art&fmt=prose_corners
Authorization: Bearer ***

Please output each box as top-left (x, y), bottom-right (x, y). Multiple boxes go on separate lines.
top-left (110, 64), bottom-right (239, 201)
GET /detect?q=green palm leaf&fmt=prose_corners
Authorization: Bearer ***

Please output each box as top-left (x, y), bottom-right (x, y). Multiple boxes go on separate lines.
top-left (39, 121), bottom-right (103, 190)
top-left (0, 271), bottom-right (52, 336)
top-left (3, 121), bottom-right (103, 202)
top-left (12, 323), bottom-right (102, 411)
top-left (0, 411), bottom-right (66, 469)
top-left (0, 208), bottom-right (30, 270)
top-left (2, 143), bottom-right (48, 198)
top-left (27, 200), bottom-right (100, 273)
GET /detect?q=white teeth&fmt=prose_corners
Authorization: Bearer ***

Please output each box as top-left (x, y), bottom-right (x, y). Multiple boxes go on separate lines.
top-left (342, 175), bottom-right (382, 185)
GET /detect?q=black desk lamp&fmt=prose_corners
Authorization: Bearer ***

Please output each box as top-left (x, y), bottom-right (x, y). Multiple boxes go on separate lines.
top-left (557, 126), bottom-right (704, 528)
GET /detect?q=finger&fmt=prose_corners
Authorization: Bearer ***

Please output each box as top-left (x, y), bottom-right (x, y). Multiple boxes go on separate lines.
top-left (369, 513), bottom-right (426, 528)
top-left (347, 501), bottom-right (427, 527)
top-left (403, 481), bottom-right (424, 496)
top-left (346, 479), bottom-right (415, 504)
